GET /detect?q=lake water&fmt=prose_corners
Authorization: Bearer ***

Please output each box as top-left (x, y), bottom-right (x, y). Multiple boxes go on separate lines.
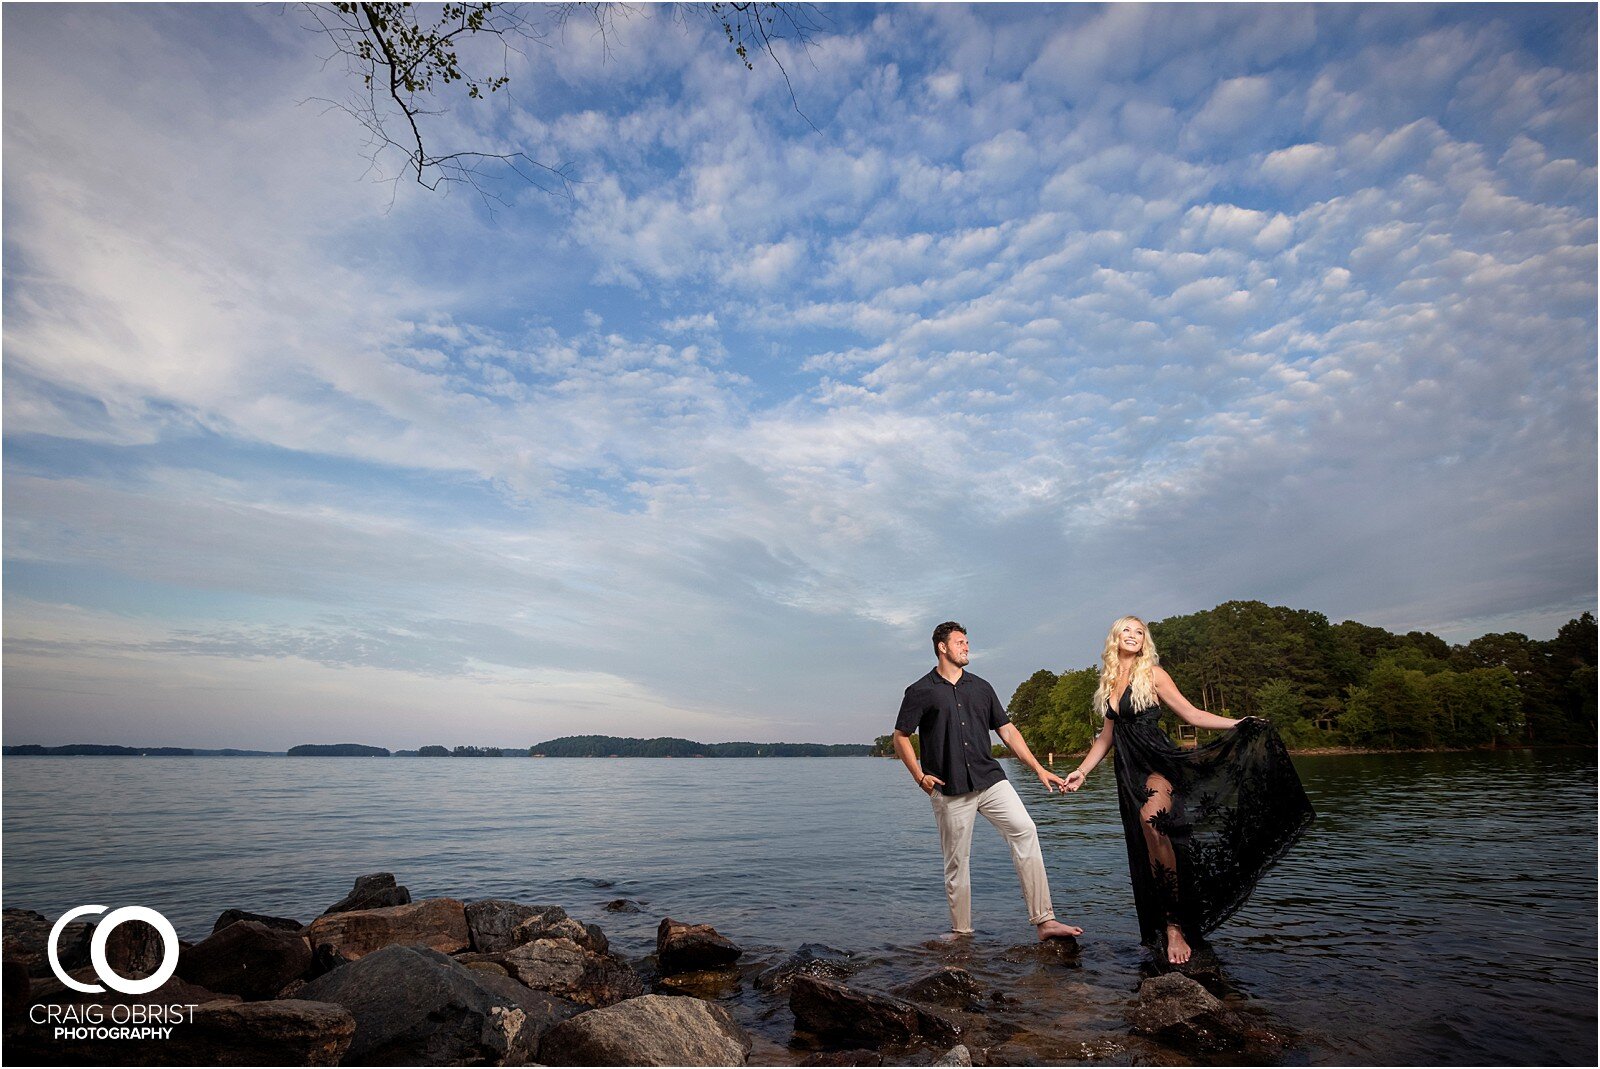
top-left (3, 749), bottom-right (1594, 1065)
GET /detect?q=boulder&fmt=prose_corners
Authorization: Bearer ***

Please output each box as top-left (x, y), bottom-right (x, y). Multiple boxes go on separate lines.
top-left (177, 921), bottom-right (312, 1001)
top-left (513, 911), bottom-right (608, 954)
top-left (304, 898), bottom-right (469, 961)
top-left (464, 899), bottom-right (561, 953)
top-left (498, 937), bottom-right (644, 1007)
top-left (3, 907), bottom-right (92, 977)
top-left (103, 917), bottom-right (169, 980)
top-left (320, 873), bottom-right (410, 915)
top-left (656, 917), bottom-right (742, 975)
top-left (467, 968), bottom-right (584, 1048)
top-left (892, 967), bottom-right (983, 1011)
top-left (655, 967), bottom-right (742, 1000)
top-left (539, 993), bottom-right (752, 1066)
top-left (296, 944), bottom-right (535, 1066)
top-left (213, 910), bottom-right (304, 936)
top-left (1126, 972), bottom-right (1247, 1053)
top-left (790, 974), bottom-right (961, 1048)
top-left (754, 944), bottom-right (855, 992)
top-left (933, 1044), bottom-right (973, 1067)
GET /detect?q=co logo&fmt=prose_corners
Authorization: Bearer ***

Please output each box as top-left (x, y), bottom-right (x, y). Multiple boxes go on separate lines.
top-left (49, 905), bottom-right (179, 995)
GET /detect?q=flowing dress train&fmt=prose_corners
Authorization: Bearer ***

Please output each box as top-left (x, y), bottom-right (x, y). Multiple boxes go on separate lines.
top-left (1106, 687), bottom-right (1315, 951)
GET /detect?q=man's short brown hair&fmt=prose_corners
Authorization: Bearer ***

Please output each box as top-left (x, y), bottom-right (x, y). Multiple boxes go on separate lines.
top-left (932, 621), bottom-right (966, 651)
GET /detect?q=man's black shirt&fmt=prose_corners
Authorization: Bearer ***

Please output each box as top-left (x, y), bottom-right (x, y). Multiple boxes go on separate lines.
top-left (895, 668), bottom-right (1011, 796)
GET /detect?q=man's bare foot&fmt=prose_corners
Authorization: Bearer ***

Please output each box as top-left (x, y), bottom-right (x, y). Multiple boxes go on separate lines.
top-left (1165, 923), bottom-right (1191, 964)
top-left (1036, 919), bottom-right (1083, 940)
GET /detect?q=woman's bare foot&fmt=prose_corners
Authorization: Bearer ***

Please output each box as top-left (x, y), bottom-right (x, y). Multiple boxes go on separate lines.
top-left (1036, 919), bottom-right (1083, 940)
top-left (1165, 923), bottom-right (1191, 964)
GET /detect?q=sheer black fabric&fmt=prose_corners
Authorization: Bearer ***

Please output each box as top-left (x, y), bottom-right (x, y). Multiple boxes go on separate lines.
top-left (1106, 687), bottom-right (1314, 951)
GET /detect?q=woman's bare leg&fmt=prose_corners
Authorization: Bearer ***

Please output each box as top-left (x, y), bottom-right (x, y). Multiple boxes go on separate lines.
top-left (1140, 772), bottom-right (1191, 965)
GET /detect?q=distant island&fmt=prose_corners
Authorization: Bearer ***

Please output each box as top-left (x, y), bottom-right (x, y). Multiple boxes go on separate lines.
top-left (287, 743), bottom-right (391, 757)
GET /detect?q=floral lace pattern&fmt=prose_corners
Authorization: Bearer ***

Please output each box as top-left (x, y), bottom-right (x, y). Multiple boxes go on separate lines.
top-left (1107, 689), bottom-right (1315, 953)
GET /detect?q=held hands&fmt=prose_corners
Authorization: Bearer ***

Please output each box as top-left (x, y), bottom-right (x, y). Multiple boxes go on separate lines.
top-left (917, 772), bottom-right (945, 795)
top-left (1038, 768), bottom-right (1069, 793)
top-left (1062, 769), bottom-right (1086, 792)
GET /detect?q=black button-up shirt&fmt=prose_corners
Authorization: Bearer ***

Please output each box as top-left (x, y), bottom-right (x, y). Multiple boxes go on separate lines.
top-left (894, 668), bottom-right (1010, 796)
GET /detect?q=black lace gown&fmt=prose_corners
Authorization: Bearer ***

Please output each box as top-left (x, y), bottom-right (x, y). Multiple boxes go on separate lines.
top-left (1105, 687), bottom-right (1314, 951)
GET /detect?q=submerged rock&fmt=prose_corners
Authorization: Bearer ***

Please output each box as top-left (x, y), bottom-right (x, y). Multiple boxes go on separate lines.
top-left (1126, 972), bottom-right (1247, 1053)
top-left (604, 898), bottom-right (645, 913)
top-left (893, 967), bottom-right (984, 1011)
top-left (304, 898), bottom-right (469, 961)
top-left (754, 944), bottom-right (855, 993)
top-left (789, 974), bottom-right (961, 1048)
top-left (296, 944), bottom-right (536, 1066)
top-left (657, 917), bottom-right (742, 975)
top-left (320, 873), bottom-right (410, 916)
top-left (540, 993), bottom-right (753, 1066)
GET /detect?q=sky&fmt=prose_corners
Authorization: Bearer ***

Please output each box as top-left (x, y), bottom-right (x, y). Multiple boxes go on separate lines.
top-left (2, 3), bottom-right (1595, 749)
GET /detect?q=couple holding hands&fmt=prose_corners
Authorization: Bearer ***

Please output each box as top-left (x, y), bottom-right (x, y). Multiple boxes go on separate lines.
top-left (892, 618), bottom-right (1315, 965)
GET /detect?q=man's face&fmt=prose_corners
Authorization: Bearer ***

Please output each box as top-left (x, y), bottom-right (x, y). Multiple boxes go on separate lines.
top-left (941, 630), bottom-right (971, 667)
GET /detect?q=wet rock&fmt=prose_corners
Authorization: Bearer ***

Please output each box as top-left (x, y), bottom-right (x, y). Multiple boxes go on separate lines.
top-left (464, 899), bottom-right (560, 953)
top-left (178, 920), bottom-right (312, 1001)
top-left (754, 944), bottom-right (855, 993)
top-left (3, 907), bottom-right (92, 977)
top-left (604, 898), bottom-right (644, 913)
top-left (893, 967), bottom-right (983, 1011)
top-left (320, 873), bottom-right (411, 915)
top-left (1126, 972), bottom-right (1247, 1053)
top-left (307, 941), bottom-right (356, 980)
top-left (539, 993), bottom-right (752, 1066)
top-left (513, 910), bottom-right (608, 954)
top-left (296, 944), bottom-right (536, 1066)
top-left (468, 967), bottom-right (584, 1047)
top-left (933, 1044), bottom-right (973, 1066)
top-left (304, 897), bottom-right (469, 961)
top-left (999, 938), bottom-right (1080, 966)
top-left (790, 974), bottom-right (961, 1048)
top-left (655, 967), bottom-right (742, 1000)
top-left (657, 917), bottom-right (742, 975)
top-left (498, 937), bottom-right (644, 1007)
top-left (212, 910), bottom-right (304, 936)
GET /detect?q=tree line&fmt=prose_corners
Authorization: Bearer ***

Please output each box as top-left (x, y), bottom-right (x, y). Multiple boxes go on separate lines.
top-left (1000, 602), bottom-right (1593, 755)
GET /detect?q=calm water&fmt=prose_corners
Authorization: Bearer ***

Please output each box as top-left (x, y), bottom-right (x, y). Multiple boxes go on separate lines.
top-left (3, 750), bottom-right (1594, 1065)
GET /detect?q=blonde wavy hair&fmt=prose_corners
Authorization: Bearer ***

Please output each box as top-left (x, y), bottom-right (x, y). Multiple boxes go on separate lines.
top-left (1093, 615), bottom-right (1160, 714)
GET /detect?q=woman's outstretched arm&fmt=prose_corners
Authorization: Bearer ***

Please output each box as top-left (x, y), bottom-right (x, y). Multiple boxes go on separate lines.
top-left (1064, 716), bottom-right (1113, 790)
top-left (1153, 667), bottom-right (1238, 730)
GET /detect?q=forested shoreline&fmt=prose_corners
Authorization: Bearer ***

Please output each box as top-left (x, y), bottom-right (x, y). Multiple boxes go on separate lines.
top-left (1001, 601), bottom-right (1595, 755)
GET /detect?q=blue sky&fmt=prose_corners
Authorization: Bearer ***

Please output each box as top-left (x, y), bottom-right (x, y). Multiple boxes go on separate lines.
top-left (3, 3), bottom-right (1595, 748)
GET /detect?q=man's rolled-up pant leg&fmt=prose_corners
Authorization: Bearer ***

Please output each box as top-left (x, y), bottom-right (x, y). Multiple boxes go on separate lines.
top-left (978, 779), bottom-right (1057, 926)
top-left (932, 789), bottom-right (979, 933)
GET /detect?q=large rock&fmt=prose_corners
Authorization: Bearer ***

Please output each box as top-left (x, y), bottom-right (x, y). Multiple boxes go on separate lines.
top-left (213, 910), bottom-right (304, 936)
top-left (465, 899), bottom-right (557, 953)
top-left (498, 938), bottom-right (644, 1007)
top-left (892, 967), bottom-right (983, 1011)
top-left (790, 974), bottom-right (961, 1048)
top-left (513, 909), bottom-right (608, 954)
top-left (468, 968), bottom-right (585, 1049)
top-left (304, 898), bottom-right (469, 961)
top-left (165, 999), bottom-right (356, 1066)
top-left (321, 873), bottom-right (411, 915)
top-left (1126, 972), bottom-right (1247, 1052)
top-left (3, 907), bottom-right (92, 977)
top-left (178, 920), bottom-right (312, 1001)
top-left (754, 944), bottom-right (855, 993)
top-left (933, 1045), bottom-right (973, 1067)
top-left (296, 944), bottom-right (535, 1066)
top-left (539, 993), bottom-right (752, 1066)
top-left (103, 917), bottom-right (169, 981)
top-left (657, 917), bottom-right (742, 975)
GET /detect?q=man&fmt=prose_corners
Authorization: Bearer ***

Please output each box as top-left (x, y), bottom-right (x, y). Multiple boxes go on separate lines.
top-left (893, 621), bottom-right (1083, 941)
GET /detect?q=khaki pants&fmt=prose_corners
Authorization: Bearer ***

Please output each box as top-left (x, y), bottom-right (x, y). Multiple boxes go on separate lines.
top-left (931, 778), bottom-right (1056, 931)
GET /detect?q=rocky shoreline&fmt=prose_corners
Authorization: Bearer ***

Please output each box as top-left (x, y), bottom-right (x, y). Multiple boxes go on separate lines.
top-left (3, 873), bottom-right (1292, 1066)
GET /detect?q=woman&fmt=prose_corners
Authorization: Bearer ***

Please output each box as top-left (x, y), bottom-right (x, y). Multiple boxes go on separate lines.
top-left (1064, 616), bottom-right (1314, 965)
